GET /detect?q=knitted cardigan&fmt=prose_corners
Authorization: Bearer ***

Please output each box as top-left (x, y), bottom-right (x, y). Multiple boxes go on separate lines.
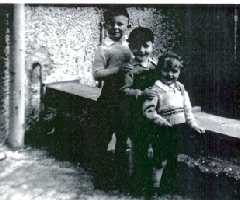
top-left (143, 80), bottom-right (199, 128)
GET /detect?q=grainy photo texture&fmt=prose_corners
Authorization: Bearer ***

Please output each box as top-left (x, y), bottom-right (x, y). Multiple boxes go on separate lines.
top-left (0, 4), bottom-right (240, 200)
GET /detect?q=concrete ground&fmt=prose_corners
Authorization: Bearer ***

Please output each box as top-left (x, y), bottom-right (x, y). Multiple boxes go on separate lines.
top-left (0, 143), bottom-right (195, 200)
top-left (0, 145), bottom-right (138, 200)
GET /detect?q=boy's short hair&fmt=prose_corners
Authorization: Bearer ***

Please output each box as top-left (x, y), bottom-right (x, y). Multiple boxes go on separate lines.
top-left (157, 52), bottom-right (184, 69)
top-left (103, 6), bottom-right (129, 24)
top-left (128, 27), bottom-right (154, 46)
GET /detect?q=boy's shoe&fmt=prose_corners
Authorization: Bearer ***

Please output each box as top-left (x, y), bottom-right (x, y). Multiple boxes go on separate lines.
top-left (151, 192), bottom-right (158, 200)
top-left (145, 187), bottom-right (160, 200)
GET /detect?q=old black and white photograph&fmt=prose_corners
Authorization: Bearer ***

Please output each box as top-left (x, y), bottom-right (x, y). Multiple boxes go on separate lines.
top-left (0, 2), bottom-right (240, 199)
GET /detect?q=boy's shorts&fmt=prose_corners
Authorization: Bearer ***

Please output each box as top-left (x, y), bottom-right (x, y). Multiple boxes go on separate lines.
top-left (149, 123), bottom-right (190, 168)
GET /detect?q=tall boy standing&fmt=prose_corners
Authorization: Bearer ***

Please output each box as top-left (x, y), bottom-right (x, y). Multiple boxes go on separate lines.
top-left (92, 7), bottom-right (132, 190)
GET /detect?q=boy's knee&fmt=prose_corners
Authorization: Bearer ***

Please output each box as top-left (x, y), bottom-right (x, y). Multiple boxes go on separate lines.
top-left (161, 159), bottom-right (167, 168)
top-left (155, 159), bottom-right (167, 169)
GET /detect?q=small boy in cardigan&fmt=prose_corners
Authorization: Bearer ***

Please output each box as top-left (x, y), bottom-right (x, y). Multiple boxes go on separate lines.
top-left (142, 52), bottom-right (205, 197)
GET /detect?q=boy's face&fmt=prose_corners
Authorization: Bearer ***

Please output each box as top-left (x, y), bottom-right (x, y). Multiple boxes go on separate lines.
top-left (105, 15), bottom-right (129, 42)
top-left (130, 41), bottom-right (153, 63)
top-left (160, 58), bottom-right (182, 85)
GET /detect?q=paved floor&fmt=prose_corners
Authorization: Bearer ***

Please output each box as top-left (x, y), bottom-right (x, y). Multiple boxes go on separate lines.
top-left (0, 145), bottom-right (138, 200)
top-left (1, 144), bottom-right (194, 200)
top-left (1, 142), bottom-right (239, 200)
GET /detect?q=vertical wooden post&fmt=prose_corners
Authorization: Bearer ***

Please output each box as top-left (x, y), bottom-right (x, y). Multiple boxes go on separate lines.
top-left (9, 4), bottom-right (25, 148)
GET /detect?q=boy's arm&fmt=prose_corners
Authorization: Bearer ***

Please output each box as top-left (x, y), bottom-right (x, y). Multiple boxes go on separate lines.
top-left (92, 47), bottom-right (121, 81)
top-left (122, 87), bottom-right (156, 100)
top-left (120, 73), bottom-right (142, 99)
top-left (94, 68), bottom-right (121, 81)
top-left (184, 91), bottom-right (205, 133)
top-left (143, 96), bottom-right (171, 126)
top-left (121, 75), bottom-right (157, 100)
top-left (119, 64), bottom-right (144, 99)
top-left (122, 87), bottom-right (143, 99)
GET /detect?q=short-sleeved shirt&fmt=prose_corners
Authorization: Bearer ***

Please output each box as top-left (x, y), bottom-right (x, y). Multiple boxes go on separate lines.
top-left (93, 37), bottom-right (132, 103)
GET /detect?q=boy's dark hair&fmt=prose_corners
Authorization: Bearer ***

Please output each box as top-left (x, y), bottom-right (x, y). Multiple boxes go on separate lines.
top-left (128, 27), bottom-right (154, 47)
top-left (157, 52), bottom-right (184, 69)
top-left (103, 6), bottom-right (129, 24)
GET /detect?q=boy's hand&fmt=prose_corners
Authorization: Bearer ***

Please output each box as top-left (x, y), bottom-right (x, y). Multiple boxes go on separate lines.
top-left (193, 126), bottom-right (205, 134)
top-left (154, 118), bottom-right (172, 127)
top-left (142, 87), bottom-right (157, 99)
top-left (120, 63), bottom-right (133, 73)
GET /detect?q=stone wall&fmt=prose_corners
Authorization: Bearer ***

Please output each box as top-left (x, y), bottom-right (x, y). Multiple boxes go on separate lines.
top-left (24, 5), bottom-right (179, 129)
top-left (25, 5), bottom-right (102, 86)
top-left (25, 5), bottom-right (178, 86)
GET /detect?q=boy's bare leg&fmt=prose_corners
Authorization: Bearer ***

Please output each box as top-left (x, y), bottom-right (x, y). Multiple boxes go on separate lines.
top-left (152, 159), bottom-right (167, 198)
top-left (153, 167), bottom-right (163, 188)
